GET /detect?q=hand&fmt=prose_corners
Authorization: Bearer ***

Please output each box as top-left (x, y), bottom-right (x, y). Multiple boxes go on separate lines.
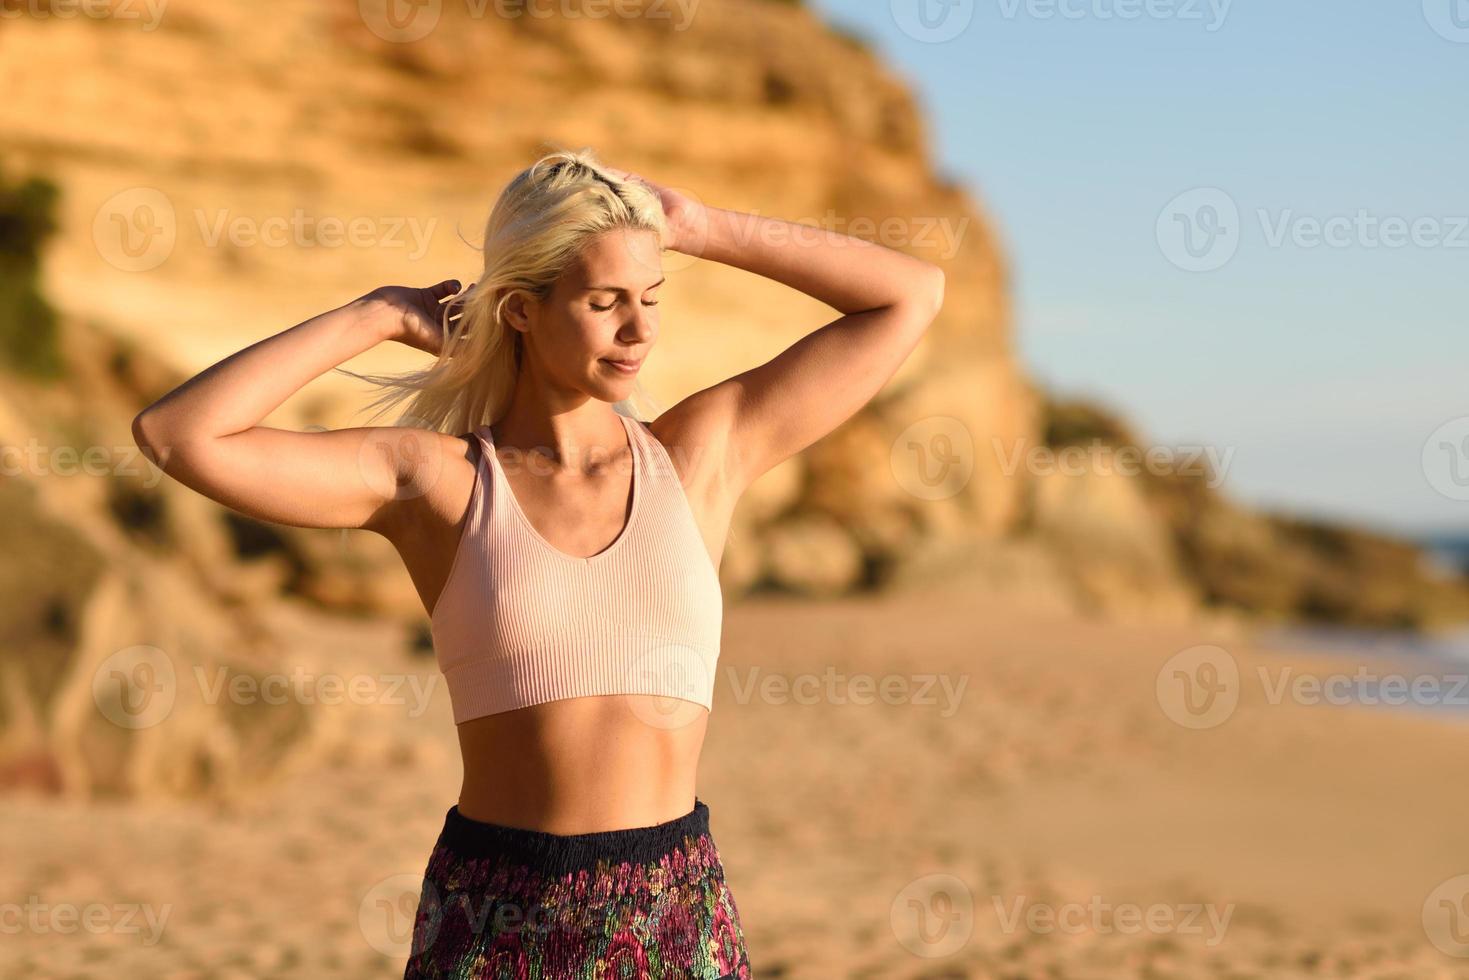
top-left (603, 166), bottom-right (709, 255)
top-left (360, 279), bottom-right (464, 355)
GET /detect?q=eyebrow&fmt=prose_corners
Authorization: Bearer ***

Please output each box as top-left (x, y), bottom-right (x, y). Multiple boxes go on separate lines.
top-left (584, 278), bottom-right (666, 293)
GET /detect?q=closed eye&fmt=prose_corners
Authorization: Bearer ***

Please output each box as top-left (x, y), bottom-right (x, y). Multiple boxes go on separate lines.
top-left (591, 300), bottom-right (659, 311)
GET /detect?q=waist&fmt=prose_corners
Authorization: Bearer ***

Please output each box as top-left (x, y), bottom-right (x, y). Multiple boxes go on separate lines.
top-left (455, 697), bottom-right (709, 834)
top-left (435, 798), bottom-right (714, 877)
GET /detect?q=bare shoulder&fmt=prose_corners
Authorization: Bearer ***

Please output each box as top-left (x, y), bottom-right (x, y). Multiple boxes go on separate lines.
top-left (365, 425), bottom-right (485, 540)
top-left (642, 384), bottom-right (743, 512)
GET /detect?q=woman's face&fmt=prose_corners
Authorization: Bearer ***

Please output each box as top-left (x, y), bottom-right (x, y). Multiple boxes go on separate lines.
top-left (514, 228), bottom-right (664, 401)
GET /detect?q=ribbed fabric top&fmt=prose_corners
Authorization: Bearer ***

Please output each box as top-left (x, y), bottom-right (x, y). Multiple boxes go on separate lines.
top-left (429, 411), bottom-right (724, 724)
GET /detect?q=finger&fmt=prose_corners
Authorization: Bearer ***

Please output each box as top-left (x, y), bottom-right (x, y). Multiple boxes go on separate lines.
top-left (428, 279), bottom-right (462, 303)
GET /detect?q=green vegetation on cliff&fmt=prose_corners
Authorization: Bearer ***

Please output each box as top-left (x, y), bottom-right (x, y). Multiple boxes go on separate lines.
top-left (0, 167), bottom-right (62, 378)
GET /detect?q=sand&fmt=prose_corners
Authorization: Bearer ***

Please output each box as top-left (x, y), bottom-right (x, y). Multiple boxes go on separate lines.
top-left (5, 577), bottom-right (1469, 979)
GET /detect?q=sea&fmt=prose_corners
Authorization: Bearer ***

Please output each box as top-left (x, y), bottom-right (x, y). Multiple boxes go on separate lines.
top-left (1252, 533), bottom-right (1469, 722)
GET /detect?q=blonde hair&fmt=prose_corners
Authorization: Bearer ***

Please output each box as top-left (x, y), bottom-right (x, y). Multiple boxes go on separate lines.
top-left (339, 145), bottom-right (667, 433)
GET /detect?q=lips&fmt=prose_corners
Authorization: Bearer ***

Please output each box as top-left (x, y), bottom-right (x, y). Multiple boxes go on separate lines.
top-left (601, 357), bottom-right (642, 374)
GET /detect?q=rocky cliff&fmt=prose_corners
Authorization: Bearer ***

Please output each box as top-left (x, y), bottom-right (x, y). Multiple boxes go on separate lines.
top-left (2, 0), bottom-right (1464, 801)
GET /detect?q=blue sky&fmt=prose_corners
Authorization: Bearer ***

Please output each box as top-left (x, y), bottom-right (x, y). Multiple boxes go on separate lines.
top-left (813, 0), bottom-right (1468, 536)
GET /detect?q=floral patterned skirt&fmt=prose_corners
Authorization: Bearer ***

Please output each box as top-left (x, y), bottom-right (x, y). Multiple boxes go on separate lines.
top-left (402, 797), bottom-right (752, 979)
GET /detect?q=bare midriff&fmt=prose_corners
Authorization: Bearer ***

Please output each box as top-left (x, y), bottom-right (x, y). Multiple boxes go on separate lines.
top-left (453, 694), bottom-right (710, 835)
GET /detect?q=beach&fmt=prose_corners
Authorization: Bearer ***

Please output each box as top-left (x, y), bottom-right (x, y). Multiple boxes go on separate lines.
top-left (5, 576), bottom-right (1469, 978)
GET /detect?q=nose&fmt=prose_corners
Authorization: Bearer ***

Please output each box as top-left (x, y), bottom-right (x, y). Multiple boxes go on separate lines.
top-left (622, 303), bottom-right (657, 344)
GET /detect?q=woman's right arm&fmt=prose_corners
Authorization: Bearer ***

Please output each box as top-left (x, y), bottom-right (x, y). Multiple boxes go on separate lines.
top-left (131, 280), bottom-right (463, 535)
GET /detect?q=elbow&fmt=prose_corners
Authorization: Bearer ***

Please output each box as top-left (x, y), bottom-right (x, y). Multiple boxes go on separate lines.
top-left (131, 409), bottom-right (162, 467)
top-left (132, 408), bottom-right (185, 471)
top-left (927, 264), bottom-right (946, 317)
top-left (906, 264), bottom-right (945, 326)
top-left (131, 409), bottom-right (153, 453)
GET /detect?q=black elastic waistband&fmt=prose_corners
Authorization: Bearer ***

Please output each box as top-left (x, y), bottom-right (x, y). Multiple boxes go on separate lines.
top-left (437, 799), bottom-right (711, 874)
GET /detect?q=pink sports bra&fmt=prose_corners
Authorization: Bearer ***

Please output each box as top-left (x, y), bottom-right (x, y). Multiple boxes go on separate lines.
top-left (429, 411), bottom-right (724, 724)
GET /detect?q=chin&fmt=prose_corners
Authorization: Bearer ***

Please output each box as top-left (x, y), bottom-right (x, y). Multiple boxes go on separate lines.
top-left (586, 378), bottom-right (631, 401)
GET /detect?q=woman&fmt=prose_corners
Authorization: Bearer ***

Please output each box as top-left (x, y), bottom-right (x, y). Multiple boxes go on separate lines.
top-left (131, 147), bottom-right (945, 978)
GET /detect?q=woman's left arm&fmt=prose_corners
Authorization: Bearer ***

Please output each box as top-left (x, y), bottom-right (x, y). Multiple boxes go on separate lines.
top-left (662, 200), bottom-right (946, 497)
